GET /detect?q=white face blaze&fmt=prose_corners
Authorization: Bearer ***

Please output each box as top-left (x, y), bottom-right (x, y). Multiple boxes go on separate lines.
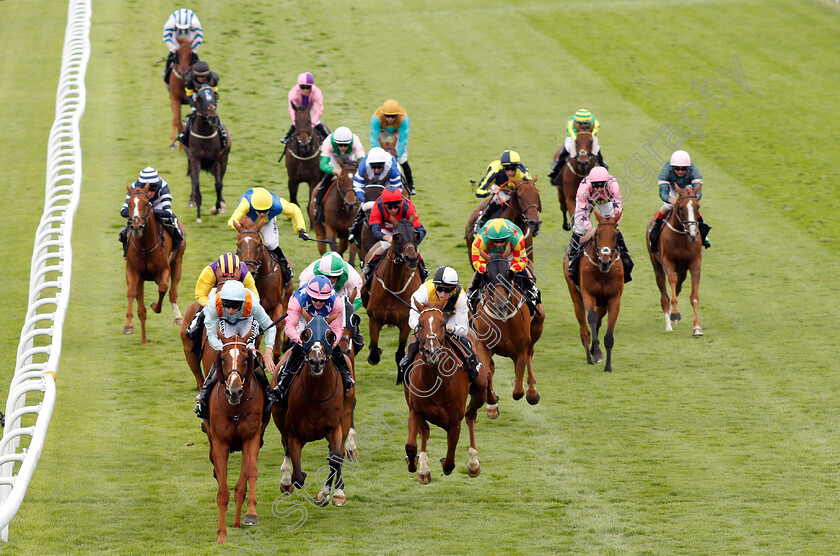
top-left (131, 196), bottom-right (141, 219)
top-left (687, 201), bottom-right (698, 237)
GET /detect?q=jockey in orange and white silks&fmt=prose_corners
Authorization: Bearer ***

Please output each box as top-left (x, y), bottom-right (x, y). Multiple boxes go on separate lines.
top-left (649, 150), bottom-right (711, 253)
top-left (162, 8), bottom-right (202, 84)
top-left (282, 72), bottom-right (330, 144)
top-left (566, 167), bottom-right (633, 285)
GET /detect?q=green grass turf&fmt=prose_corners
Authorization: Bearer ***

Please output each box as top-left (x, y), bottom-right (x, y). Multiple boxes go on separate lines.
top-left (2, 0), bottom-right (840, 553)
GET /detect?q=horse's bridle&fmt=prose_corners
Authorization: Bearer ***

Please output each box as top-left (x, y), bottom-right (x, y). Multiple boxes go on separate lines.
top-left (585, 221), bottom-right (619, 273)
top-left (237, 230), bottom-right (264, 273)
top-left (566, 132), bottom-right (597, 178)
top-left (511, 186), bottom-right (541, 238)
top-left (290, 117), bottom-right (320, 160)
top-left (418, 307), bottom-right (445, 363)
top-left (336, 168), bottom-right (360, 211)
top-left (666, 195), bottom-right (699, 235)
top-left (479, 259), bottom-right (524, 322)
top-left (127, 191), bottom-right (164, 257)
top-left (215, 341), bottom-right (257, 422)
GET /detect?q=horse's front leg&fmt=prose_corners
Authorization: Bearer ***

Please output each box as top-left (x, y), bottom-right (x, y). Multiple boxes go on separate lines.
top-left (405, 407), bottom-right (420, 473)
top-left (603, 296), bottom-right (622, 373)
top-left (418, 419), bottom-right (431, 484)
top-left (137, 280), bottom-right (148, 344)
top-left (212, 161), bottom-right (226, 214)
top-left (396, 321), bottom-right (411, 367)
top-left (326, 426), bottom-right (346, 506)
top-left (235, 434), bottom-right (261, 526)
top-left (465, 409), bottom-right (481, 477)
top-left (511, 351), bottom-right (527, 400)
top-left (665, 262), bottom-right (681, 327)
top-left (124, 270), bottom-right (139, 336)
top-left (525, 346), bottom-right (540, 405)
top-left (170, 96), bottom-right (182, 147)
top-left (288, 436), bottom-right (306, 491)
top-left (441, 421), bottom-right (462, 476)
top-left (210, 440), bottom-right (231, 543)
top-left (583, 293), bottom-right (603, 363)
top-left (689, 261), bottom-right (703, 336)
top-left (150, 268), bottom-right (171, 314)
top-left (367, 317), bottom-right (383, 365)
top-left (190, 157), bottom-right (203, 222)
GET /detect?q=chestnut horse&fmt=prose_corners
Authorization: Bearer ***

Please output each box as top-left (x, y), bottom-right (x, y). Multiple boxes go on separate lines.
top-left (168, 40), bottom-right (195, 148)
top-left (123, 184), bottom-right (186, 344)
top-left (555, 132), bottom-right (599, 231)
top-left (465, 178), bottom-right (542, 269)
top-left (205, 333), bottom-right (267, 543)
top-left (233, 217), bottom-right (293, 360)
top-left (646, 185), bottom-right (704, 335)
top-left (285, 102), bottom-right (323, 209)
top-left (363, 219), bottom-right (423, 367)
top-left (186, 86), bottom-right (230, 223)
top-left (564, 211), bottom-right (624, 372)
top-left (377, 131), bottom-right (399, 158)
top-left (470, 253), bottom-right (543, 417)
top-left (180, 301), bottom-right (208, 390)
top-left (309, 159), bottom-right (361, 261)
top-left (273, 316), bottom-right (354, 507)
top-left (403, 303), bottom-right (488, 484)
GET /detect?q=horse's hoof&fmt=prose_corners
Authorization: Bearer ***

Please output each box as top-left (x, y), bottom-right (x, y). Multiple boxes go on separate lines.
top-left (526, 392), bottom-right (541, 405)
top-left (562, 222), bottom-right (571, 231)
top-left (367, 349), bottom-right (381, 365)
top-left (511, 381), bottom-right (524, 401)
top-left (209, 205), bottom-right (218, 215)
top-left (405, 455), bottom-right (418, 473)
top-left (280, 483), bottom-right (293, 494)
top-left (123, 325), bottom-right (134, 335)
top-left (174, 317), bottom-right (183, 326)
top-left (196, 218), bottom-right (202, 224)
top-left (243, 514), bottom-right (258, 526)
top-left (693, 327), bottom-right (704, 336)
top-left (187, 201), bottom-right (196, 207)
top-left (486, 404), bottom-right (499, 419)
top-left (604, 366), bottom-right (612, 373)
top-left (440, 457), bottom-right (455, 476)
top-left (168, 143), bottom-right (176, 151)
top-left (418, 472), bottom-right (431, 485)
top-left (218, 202), bottom-right (227, 214)
top-left (670, 312), bottom-right (682, 322)
top-left (314, 491), bottom-right (329, 507)
top-left (467, 460), bottom-right (481, 478)
top-left (332, 491), bottom-right (346, 507)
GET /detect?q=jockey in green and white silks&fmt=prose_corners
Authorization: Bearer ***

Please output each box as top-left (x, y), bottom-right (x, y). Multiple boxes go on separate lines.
top-left (649, 150), bottom-right (711, 253)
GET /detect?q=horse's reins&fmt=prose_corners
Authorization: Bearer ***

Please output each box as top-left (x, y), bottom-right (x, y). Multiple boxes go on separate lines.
top-left (583, 222), bottom-right (620, 271)
top-left (215, 341), bottom-right (258, 425)
top-left (665, 195), bottom-right (699, 235)
top-left (410, 307), bottom-right (456, 393)
top-left (128, 192), bottom-right (165, 265)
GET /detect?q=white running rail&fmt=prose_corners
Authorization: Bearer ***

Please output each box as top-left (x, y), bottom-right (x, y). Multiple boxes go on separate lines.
top-left (0, 0), bottom-right (91, 546)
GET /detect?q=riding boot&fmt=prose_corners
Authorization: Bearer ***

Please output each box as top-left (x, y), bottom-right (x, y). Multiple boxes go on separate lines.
top-left (417, 257), bottom-right (429, 282)
top-left (473, 200), bottom-right (501, 235)
top-left (315, 122), bottom-right (331, 142)
top-left (699, 217), bottom-right (711, 248)
top-left (252, 364), bottom-right (275, 424)
top-left (313, 176), bottom-right (331, 223)
top-left (453, 335), bottom-right (481, 381)
top-left (596, 151), bottom-right (609, 170)
top-left (217, 122), bottom-right (228, 149)
top-left (331, 350), bottom-right (355, 392)
top-left (194, 366), bottom-right (218, 419)
top-left (567, 233), bottom-right (583, 286)
top-left (271, 344), bottom-right (304, 401)
top-left (163, 52), bottom-right (175, 84)
top-left (270, 247), bottom-right (294, 284)
top-left (281, 125), bottom-right (295, 145)
top-left (550, 149), bottom-right (569, 186)
top-left (168, 217), bottom-right (183, 251)
top-left (361, 254), bottom-right (379, 286)
top-left (178, 113), bottom-right (194, 147)
top-left (649, 217), bottom-right (665, 254)
top-left (401, 162), bottom-right (416, 195)
top-left (119, 224), bottom-right (129, 257)
top-left (615, 230), bottom-right (634, 283)
top-left (187, 310), bottom-right (205, 339)
top-left (397, 339), bottom-right (420, 385)
top-left (348, 208), bottom-right (365, 244)
top-left (466, 272), bottom-right (484, 314)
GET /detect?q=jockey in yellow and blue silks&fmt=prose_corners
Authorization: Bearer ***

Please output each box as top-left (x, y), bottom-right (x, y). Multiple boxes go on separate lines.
top-left (548, 108), bottom-right (608, 185)
top-left (228, 187), bottom-right (309, 284)
top-left (370, 99), bottom-right (414, 194)
top-left (472, 150), bottom-right (532, 234)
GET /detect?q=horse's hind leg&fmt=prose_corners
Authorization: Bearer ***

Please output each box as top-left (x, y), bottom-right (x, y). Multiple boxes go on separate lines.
top-left (689, 262), bottom-right (703, 336)
top-left (236, 435), bottom-right (261, 526)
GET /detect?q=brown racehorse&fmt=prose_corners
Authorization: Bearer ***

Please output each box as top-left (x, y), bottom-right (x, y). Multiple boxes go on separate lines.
top-left (377, 131), bottom-right (399, 158)
top-left (180, 301), bottom-right (208, 390)
top-left (337, 299), bottom-right (361, 459)
top-left (465, 178), bottom-right (542, 269)
top-left (555, 132), bottom-right (599, 231)
top-left (206, 333), bottom-right (267, 543)
top-left (403, 302), bottom-right (488, 484)
top-left (564, 211), bottom-right (624, 372)
top-left (186, 86), bottom-right (230, 223)
top-left (356, 182), bottom-right (391, 263)
top-left (123, 184), bottom-right (186, 344)
top-left (646, 185), bottom-right (704, 335)
top-left (285, 102), bottom-right (323, 210)
top-left (470, 252), bottom-right (543, 417)
top-left (233, 217), bottom-right (293, 360)
top-left (168, 40), bottom-right (195, 149)
top-left (363, 219), bottom-right (423, 367)
top-left (309, 159), bottom-right (361, 261)
top-left (273, 315), bottom-right (354, 507)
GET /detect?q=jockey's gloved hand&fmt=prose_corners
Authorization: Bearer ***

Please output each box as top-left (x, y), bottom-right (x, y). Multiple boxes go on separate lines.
top-left (298, 229), bottom-right (310, 241)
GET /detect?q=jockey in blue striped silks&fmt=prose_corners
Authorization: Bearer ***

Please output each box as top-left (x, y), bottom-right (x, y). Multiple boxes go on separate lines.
top-left (119, 167), bottom-right (183, 255)
top-left (162, 8), bottom-right (203, 85)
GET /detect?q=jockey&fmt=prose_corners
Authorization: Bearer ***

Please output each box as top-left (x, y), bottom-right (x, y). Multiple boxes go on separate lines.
top-left (311, 126), bottom-right (366, 223)
top-left (227, 187), bottom-right (309, 284)
top-left (281, 71), bottom-right (331, 146)
top-left (271, 276), bottom-right (356, 400)
top-left (178, 61), bottom-right (227, 149)
top-left (361, 186), bottom-right (428, 285)
top-left (370, 99), bottom-right (414, 194)
top-left (193, 281), bottom-right (276, 421)
top-left (649, 150), bottom-right (711, 253)
top-left (566, 166), bottom-right (634, 285)
top-left (472, 150), bottom-right (532, 234)
top-left (185, 252), bottom-right (259, 339)
top-left (348, 147), bottom-right (403, 244)
top-left (162, 8), bottom-right (203, 84)
top-left (397, 266), bottom-right (481, 385)
top-left (467, 218), bottom-right (540, 316)
top-left (119, 167), bottom-right (183, 256)
top-left (548, 108), bottom-right (607, 185)
top-left (298, 251), bottom-right (365, 354)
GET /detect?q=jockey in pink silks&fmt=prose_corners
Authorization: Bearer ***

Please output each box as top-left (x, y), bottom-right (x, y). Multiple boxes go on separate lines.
top-left (281, 71), bottom-right (330, 145)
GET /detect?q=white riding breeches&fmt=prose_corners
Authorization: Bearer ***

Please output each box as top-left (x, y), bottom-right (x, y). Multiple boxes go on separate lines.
top-left (564, 135), bottom-right (600, 157)
top-left (572, 201), bottom-right (619, 236)
top-left (219, 317), bottom-right (258, 348)
top-left (260, 218), bottom-right (280, 251)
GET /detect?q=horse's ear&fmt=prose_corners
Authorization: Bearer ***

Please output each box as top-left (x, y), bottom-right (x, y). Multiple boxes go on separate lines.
top-left (325, 329), bottom-right (336, 346)
top-left (532, 175), bottom-right (539, 183)
top-left (301, 328), bottom-right (312, 343)
top-left (290, 101), bottom-right (298, 111)
top-left (301, 308), bottom-right (313, 323)
top-left (675, 184), bottom-right (686, 196)
top-left (613, 210), bottom-right (623, 223)
top-left (232, 219), bottom-right (242, 232)
top-left (408, 212), bottom-right (416, 223)
top-left (218, 328), bottom-right (229, 343)
top-left (126, 182), bottom-right (133, 193)
top-left (692, 183), bottom-right (702, 196)
top-left (594, 211), bottom-right (605, 224)
top-left (326, 312), bottom-right (340, 324)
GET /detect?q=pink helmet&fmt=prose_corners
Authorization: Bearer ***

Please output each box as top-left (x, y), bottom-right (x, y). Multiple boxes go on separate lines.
top-left (670, 150), bottom-right (691, 167)
top-left (306, 275), bottom-right (333, 300)
top-left (297, 72), bottom-right (315, 86)
top-left (588, 166), bottom-right (611, 183)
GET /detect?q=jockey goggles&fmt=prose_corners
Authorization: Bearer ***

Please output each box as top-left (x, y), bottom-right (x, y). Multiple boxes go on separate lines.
top-left (503, 164), bottom-right (517, 172)
top-left (369, 162), bottom-right (385, 170)
top-left (299, 84), bottom-right (312, 90)
top-left (384, 201), bottom-right (401, 210)
top-left (673, 166), bottom-right (688, 171)
top-left (435, 285), bottom-right (455, 294)
top-left (222, 299), bottom-right (243, 310)
top-left (385, 114), bottom-right (398, 118)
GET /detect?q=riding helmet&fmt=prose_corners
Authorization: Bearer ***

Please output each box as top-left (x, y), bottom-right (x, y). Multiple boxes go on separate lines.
top-left (317, 252), bottom-right (345, 277)
top-left (574, 108), bottom-right (593, 123)
top-left (382, 99), bottom-right (401, 115)
top-left (306, 275), bottom-right (333, 300)
top-left (670, 150), bottom-right (691, 167)
top-left (367, 147), bottom-right (390, 166)
top-left (432, 266), bottom-right (459, 287)
top-left (588, 166), bottom-right (611, 185)
top-left (249, 188), bottom-right (273, 211)
top-left (193, 61), bottom-right (210, 76)
top-left (499, 150), bottom-right (521, 167)
top-left (333, 126), bottom-right (353, 145)
top-left (220, 280), bottom-right (247, 303)
top-left (381, 186), bottom-right (403, 204)
top-left (484, 219), bottom-right (514, 241)
top-left (297, 72), bottom-right (315, 86)
top-left (217, 253), bottom-right (240, 276)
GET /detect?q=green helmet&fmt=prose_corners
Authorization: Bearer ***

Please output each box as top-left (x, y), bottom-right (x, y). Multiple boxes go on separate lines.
top-left (317, 251), bottom-right (345, 277)
top-left (485, 219), bottom-right (513, 241)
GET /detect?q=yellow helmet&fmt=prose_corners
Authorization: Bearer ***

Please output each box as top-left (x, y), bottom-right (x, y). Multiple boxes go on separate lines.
top-left (382, 99), bottom-right (401, 115)
top-left (250, 187), bottom-right (273, 211)
top-left (574, 108), bottom-right (593, 123)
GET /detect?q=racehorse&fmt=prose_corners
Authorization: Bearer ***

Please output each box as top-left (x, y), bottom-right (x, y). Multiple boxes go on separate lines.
top-left (309, 159), bottom-right (361, 261)
top-left (185, 86), bottom-right (230, 223)
top-left (564, 211), bottom-right (624, 372)
top-left (233, 217), bottom-right (293, 360)
top-left (338, 299), bottom-right (362, 459)
top-left (363, 219), bottom-right (423, 367)
top-left (465, 177), bottom-right (542, 268)
top-left (168, 40), bottom-right (195, 149)
top-left (403, 302), bottom-right (487, 484)
top-left (356, 182), bottom-right (389, 263)
top-left (123, 184), bottom-right (186, 344)
top-left (205, 333), bottom-right (267, 543)
top-left (646, 185), bottom-right (704, 335)
top-left (272, 316), bottom-right (354, 507)
top-left (377, 131), bottom-right (399, 158)
top-left (470, 252), bottom-right (543, 416)
top-left (179, 301), bottom-right (209, 390)
top-left (556, 132), bottom-right (599, 231)
top-left (285, 102), bottom-right (323, 210)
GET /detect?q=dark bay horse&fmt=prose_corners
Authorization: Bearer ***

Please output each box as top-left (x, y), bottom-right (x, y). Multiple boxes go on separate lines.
top-left (309, 159), bottom-right (360, 261)
top-left (564, 211), bottom-right (624, 372)
top-left (465, 177), bottom-right (542, 268)
top-left (363, 219), bottom-right (423, 366)
top-left (356, 182), bottom-right (390, 263)
top-left (168, 40), bottom-right (195, 149)
top-left (470, 252), bottom-right (543, 417)
top-left (206, 333), bottom-right (267, 543)
top-left (285, 102), bottom-right (323, 209)
top-left (233, 217), bottom-right (292, 360)
top-left (273, 316), bottom-right (354, 507)
top-left (186, 86), bottom-right (230, 223)
top-left (403, 303), bottom-right (487, 484)
top-left (646, 185), bottom-right (704, 335)
top-left (123, 184), bottom-right (186, 344)
top-left (338, 300), bottom-right (361, 459)
top-left (179, 301), bottom-right (208, 390)
top-left (556, 132), bottom-right (598, 231)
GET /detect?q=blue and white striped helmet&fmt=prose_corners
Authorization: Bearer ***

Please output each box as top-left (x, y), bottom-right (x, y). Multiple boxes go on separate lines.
top-left (173, 8), bottom-right (196, 29)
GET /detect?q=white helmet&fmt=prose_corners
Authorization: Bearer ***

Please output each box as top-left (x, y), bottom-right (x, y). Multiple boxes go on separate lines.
top-left (367, 147), bottom-right (389, 166)
top-left (432, 266), bottom-right (459, 287)
top-left (669, 150), bottom-right (691, 167)
top-left (333, 126), bottom-right (353, 145)
top-left (173, 8), bottom-right (196, 29)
